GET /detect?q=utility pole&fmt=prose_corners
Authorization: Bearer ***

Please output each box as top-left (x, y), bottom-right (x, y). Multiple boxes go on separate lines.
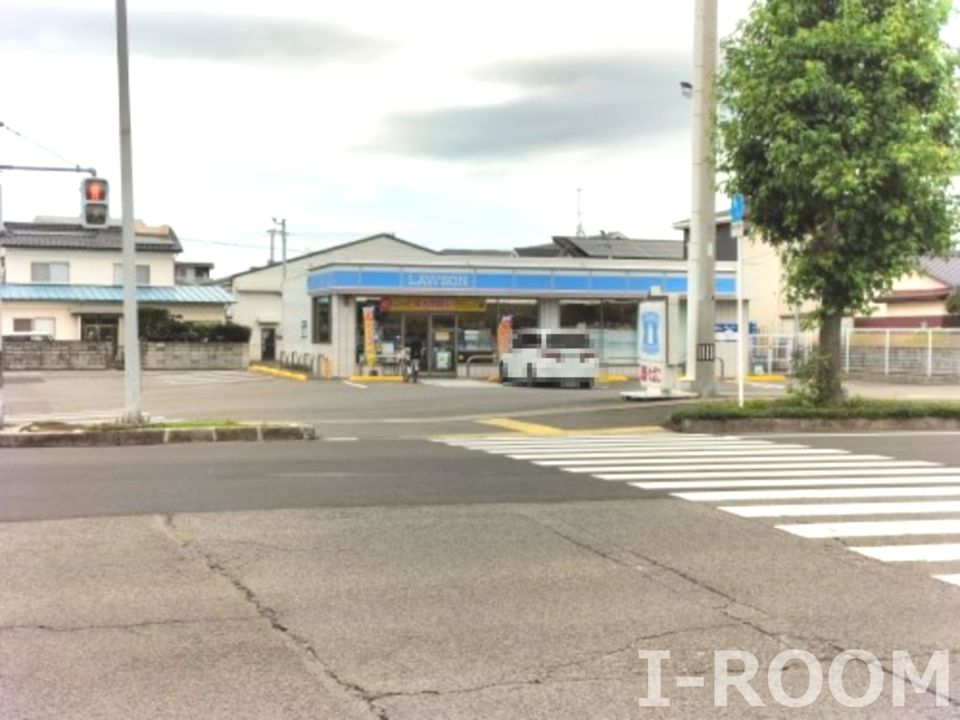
top-left (576, 188), bottom-right (585, 237)
top-left (272, 217), bottom-right (288, 278)
top-left (268, 228), bottom-right (276, 264)
top-left (115, 0), bottom-right (141, 422)
top-left (687, 0), bottom-right (718, 396)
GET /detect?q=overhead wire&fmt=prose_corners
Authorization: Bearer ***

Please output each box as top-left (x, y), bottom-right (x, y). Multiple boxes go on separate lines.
top-left (0, 121), bottom-right (85, 169)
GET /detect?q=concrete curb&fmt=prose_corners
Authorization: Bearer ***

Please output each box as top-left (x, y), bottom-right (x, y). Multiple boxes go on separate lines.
top-left (674, 417), bottom-right (960, 434)
top-left (0, 423), bottom-right (317, 449)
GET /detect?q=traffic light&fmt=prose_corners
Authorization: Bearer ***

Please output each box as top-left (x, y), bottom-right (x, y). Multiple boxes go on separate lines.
top-left (81, 177), bottom-right (109, 228)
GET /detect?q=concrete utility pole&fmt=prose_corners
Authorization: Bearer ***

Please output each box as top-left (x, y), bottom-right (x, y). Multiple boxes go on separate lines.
top-left (268, 228), bottom-right (276, 264)
top-left (115, 0), bottom-right (141, 422)
top-left (687, 0), bottom-right (718, 396)
top-left (272, 217), bottom-right (288, 278)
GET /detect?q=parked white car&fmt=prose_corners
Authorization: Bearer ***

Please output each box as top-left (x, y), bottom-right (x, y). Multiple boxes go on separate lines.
top-left (499, 329), bottom-right (598, 388)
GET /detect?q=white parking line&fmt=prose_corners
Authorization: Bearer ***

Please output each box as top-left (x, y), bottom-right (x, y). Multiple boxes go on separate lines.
top-left (934, 574), bottom-right (960, 588)
top-left (722, 500), bottom-right (960, 518)
top-left (342, 381), bottom-right (368, 390)
top-left (487, 442), bottom-right (780, 455)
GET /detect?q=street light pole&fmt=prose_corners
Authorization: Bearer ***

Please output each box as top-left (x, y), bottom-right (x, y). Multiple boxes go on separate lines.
top-left (115, 0), bottom-right (141, 422)
top-left (688, 0), bottom-right (718, 396)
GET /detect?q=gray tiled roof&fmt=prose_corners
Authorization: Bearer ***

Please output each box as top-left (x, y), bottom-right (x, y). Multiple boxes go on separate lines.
top-left (0, 221), bottom-right (182, 253)
top-left (919, 255), bottom-right (960, 288)
top-left (552, 235), bottom-right (686, 260)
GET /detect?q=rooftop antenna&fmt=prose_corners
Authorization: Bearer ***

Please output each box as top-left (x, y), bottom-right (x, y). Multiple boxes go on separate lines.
top-left (575, 188), bottom-right (585, 237)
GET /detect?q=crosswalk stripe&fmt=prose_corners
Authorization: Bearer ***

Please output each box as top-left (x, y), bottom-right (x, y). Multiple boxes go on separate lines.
top-left (722, 501), bottom-right (960, 518)
top-left (934, 574), bottom-right (960, 587)
top-left (531, 448), bottom-right (845, 464)
top-left (442, 434), bottom-right (721, 446)
top-left (483, 442), bottom-right (782, 455)
top-left (605, 464), bottom-right (942, 483)
top-left (629, 474), bottom-right (960, 490)
top-left (674, 486), bottom-right (960, 502)
top-left (779, 519), bottom-right (960, 539)
top-left (561, 456), bottom-right (890, 472)
top-left (593, 461), bottom-right (935, 479)
top-left (850, 544), bottom-right (960, 562)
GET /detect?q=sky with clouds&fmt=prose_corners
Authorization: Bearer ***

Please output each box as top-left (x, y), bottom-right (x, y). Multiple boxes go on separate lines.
top-left (1, 1), bottom-right (958, 276)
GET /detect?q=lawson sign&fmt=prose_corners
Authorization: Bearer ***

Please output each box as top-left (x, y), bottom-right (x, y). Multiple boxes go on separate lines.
top-left (403, 272), bottom-right (475, 290)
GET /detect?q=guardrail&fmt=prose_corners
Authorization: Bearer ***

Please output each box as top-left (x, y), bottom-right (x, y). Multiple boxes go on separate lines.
top-left (464, 354), bottom-right (497, 379)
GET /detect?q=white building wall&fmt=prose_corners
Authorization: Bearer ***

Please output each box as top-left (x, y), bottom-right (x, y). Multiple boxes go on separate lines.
top-left (4, 247), bottom-right (175, 286)
top-left (1, 302), bottom-right (80, 339)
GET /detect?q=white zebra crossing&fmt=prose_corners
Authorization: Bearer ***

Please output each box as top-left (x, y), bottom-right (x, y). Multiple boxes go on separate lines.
top-left (439, 431), bottom-right (960, 591)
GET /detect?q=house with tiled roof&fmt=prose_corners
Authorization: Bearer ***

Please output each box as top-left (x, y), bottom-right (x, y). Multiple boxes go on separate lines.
top-left (0, 219), bottom-right (233, 346)
top-left (859, 254), bottom-right (960, 328)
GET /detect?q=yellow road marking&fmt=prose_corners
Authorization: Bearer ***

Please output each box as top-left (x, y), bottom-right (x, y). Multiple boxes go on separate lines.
top-left (249, 365), bottom-right (308, 382)
top-left (477, 418), bottom-right (567, 436)
top-left (474, 418), bottom-right (665, 437)
top-left (347, 375), bottom-right (403, 383)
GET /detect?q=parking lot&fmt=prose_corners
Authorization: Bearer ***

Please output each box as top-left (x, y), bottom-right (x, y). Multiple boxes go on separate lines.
top-left (1, 370), bottom-right (689, 437)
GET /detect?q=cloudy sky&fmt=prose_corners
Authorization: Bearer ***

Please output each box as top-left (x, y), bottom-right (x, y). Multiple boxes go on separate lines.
top-left (1, 1), bottom-right (958, 276)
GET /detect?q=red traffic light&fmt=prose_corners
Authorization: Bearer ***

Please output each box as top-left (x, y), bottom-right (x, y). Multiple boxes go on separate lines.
top-left (83, 178), bottom-right (108, 202)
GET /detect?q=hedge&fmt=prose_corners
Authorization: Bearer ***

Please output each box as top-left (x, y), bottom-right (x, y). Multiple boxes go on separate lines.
top-left (139, 308), bottom-right (251, 343)
top-left (667, 397), bottom-right (960, 427)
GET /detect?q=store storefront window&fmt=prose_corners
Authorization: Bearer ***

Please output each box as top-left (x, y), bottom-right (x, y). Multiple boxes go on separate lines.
top-left (560, 300), bottom-right (638, 364)
top-left (312, 296), bottom-right (331, 344)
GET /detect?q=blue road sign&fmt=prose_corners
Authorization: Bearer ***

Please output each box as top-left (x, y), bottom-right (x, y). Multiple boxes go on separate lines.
top-left (730, 194), bottom-right (745, 222)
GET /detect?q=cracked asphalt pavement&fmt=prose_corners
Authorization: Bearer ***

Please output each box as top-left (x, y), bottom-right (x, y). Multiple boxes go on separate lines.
top-left (2, 435), bottom-right (960, 718)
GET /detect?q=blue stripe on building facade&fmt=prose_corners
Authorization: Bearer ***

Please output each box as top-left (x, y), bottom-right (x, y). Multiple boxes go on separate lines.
top-left (306, 267), bottom-right (736, 296)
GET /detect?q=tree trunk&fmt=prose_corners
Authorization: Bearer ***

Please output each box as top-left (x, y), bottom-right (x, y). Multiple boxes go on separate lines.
top-left (818, 311), bottom-right (844, 403)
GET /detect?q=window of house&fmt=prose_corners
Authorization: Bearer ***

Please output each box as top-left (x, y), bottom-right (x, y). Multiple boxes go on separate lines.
top-left (113, 264), bottom-right (151, 285)
top-left (31, 262), bottom-right (70, 283)
top-left (11, 318), bottom-right (55, 335)
top-left (312, 296), bottom-right (331, 344)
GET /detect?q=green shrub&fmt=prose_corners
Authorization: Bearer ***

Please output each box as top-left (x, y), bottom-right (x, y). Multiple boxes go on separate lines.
top-left (138, 308), bottom-right (251, 343)
top-left (667, 397), bottom-right (960, 426)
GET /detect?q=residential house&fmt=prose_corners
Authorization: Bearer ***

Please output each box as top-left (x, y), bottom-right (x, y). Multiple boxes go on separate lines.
top-left (175, 261), bottom-right (214, 285)
top-left (0, 220), bottom-right (234, 349)
top-left (859, 255), bottom-right (960, 328)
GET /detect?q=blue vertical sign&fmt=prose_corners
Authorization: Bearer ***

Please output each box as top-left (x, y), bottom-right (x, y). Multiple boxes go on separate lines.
top-left (730, 194), bottom-right (745, 222)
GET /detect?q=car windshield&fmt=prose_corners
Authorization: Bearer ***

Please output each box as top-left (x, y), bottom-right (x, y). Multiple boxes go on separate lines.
top-left (544, 333), bottom-right (591, 349)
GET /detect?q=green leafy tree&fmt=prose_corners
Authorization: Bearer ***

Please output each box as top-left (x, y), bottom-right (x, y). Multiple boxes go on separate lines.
top-left (718, 0), bottom-right (960, 402)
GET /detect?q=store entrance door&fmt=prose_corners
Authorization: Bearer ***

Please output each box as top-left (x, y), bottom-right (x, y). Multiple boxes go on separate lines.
top-left (429, 315), bottom-right (457, 375)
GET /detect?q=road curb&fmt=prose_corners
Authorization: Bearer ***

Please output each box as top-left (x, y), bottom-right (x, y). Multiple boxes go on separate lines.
top-left (0, 423), bottom-right (317, 448)
top-left (674, 417), bottom-right (960, 434)
top-left (347, 374), bottom-right (403, 383)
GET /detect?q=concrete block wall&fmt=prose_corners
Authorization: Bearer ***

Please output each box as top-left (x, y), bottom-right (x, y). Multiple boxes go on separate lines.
top-left (141, 342), bottom-right (249, 370)
top-left (2, 342), bottom-right (114, 370)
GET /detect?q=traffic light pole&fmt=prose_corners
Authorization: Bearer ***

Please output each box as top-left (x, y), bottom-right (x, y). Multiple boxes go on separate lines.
top-left (115, 0), bottom-right (141, 423)
top-left (0, 164), bottom-right (97, 176)
top-left (688, 0), bottom-right (718, 396)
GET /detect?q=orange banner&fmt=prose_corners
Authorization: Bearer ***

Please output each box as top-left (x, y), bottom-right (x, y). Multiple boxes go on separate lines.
top-left (362, 306), bottom-right (377, 367)
top-left (381, 296), bottom-right (486, 313)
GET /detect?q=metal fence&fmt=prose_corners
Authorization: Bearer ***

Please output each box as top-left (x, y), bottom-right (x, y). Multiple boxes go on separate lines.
top-left (747, 329), bottom-right (960, 379)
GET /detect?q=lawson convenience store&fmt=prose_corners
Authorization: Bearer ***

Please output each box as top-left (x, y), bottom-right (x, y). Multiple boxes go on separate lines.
top-left (282, 257), bottom-right (739, 378)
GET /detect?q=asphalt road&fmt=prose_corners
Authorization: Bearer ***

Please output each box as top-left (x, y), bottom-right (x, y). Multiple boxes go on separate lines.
top-left (2, 430), bottom-right (960, 718)
top-left (1, 369), bottom-right (758, 437)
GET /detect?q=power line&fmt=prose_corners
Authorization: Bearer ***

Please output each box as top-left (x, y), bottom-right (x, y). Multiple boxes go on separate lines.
top-left (0, 121), bottom-right (85, 170)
